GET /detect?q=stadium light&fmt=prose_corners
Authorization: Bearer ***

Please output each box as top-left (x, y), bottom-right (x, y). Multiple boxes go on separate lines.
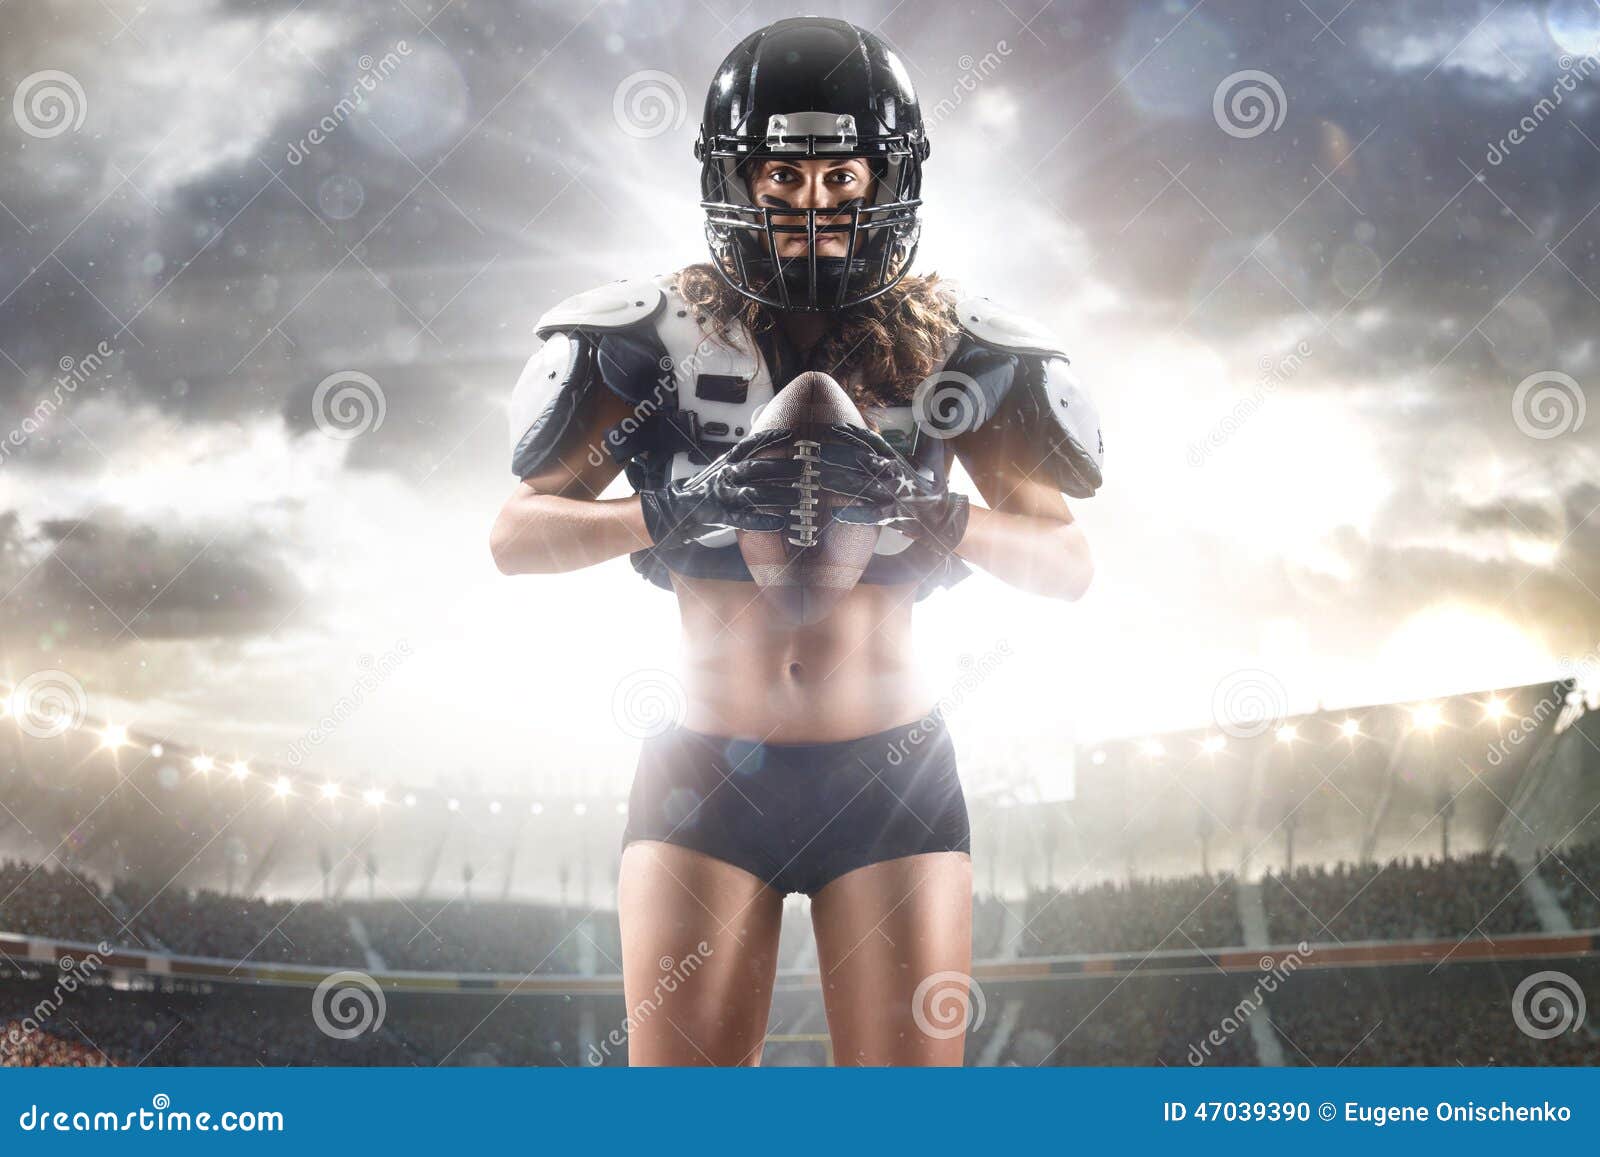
top-left (615, 801), bottom-right (627, 815)
top-left (489, 801), bottom-right (502, 815)
top-left (1483, 696), bottom-right (1507, 722)
top-left (364, 788), bottom-right (385, 807)
top-left (149, 743), bottom-right (164, 757)
top-left (1139, 739), bottom-right (1164, 758)
top-left (573, 802), bottom-right (588, 816)
top-left (1201, 735), bottom-right (1225, 754)
top-left (320, 782), bottom-right (341, 801)
top-left (193, 754), bottom-right (215, 774)
top-left (403, 792), bottom-right (417, 808)
top-left (231, 760), bottom-right (250, 781)
top-left (530, 802), bottom-right (544, 815)
top-left (1090, 749), bottom-right (1106, 765)
top-left (1340, 718), bottom-right (1360, 739)
top-left (100, 723), bottom-right (129, 750)
top-left (447, 798), bottom-right (460, 812)
top-left (1276, 724), bottom-right (1297, 744)
top-left (273, 776), bottom-right (293, 798)
top-left (1413, 703), bottom-right (1442, 731)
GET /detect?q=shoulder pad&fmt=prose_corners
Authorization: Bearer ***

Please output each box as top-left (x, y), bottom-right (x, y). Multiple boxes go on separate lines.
top-left (1035, 356), bottom-right (1103, 498)
top-left (509, 331), bottom-right (591, 478)
top-left (535, 278), bottom-right (664, 339)
top-left (955, 296), bottom-right (1071, 361)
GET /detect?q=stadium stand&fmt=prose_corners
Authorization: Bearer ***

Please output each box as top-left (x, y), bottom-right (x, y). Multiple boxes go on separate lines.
top-left (1018, 872), bottom-right (1244, 955)
top-left (2, 679), bottom-right (1597, 1066)
top-left (1258, 851), bottom-right (1542, 944)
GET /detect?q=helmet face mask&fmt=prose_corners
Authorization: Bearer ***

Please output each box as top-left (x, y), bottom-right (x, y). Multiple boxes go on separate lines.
top-left (695, 18), bottom-right (929, 312)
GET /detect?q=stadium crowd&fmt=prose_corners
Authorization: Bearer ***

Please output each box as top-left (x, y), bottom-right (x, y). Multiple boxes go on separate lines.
top-left (1265, 963), bottom-right (1600, 1066)
top-left (0, 983), bottom-right (588, 1066)
top-left (0, 860), bottom-right (136, 946)
top-left (8, 961), bottom-right (1591, 1067)
top-left (1546, 841), bottom-right (1600, 931)
top-left (116, 880), bottom-right (365, 965)
top-left (6, 840), bottom-right (1599, 973)
top-left (1, 1021), bottom-right (116, 1067)
top-left (1259, 851), bottom-right (1541, 944)
top-left (1017, 872), bottom-right (1244, 956)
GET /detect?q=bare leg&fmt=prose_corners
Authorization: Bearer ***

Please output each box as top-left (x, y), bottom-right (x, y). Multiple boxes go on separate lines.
top-left (809, 851), bottom-right (973, 1066)
top-left (617, 840), bottom-right (784, 1065)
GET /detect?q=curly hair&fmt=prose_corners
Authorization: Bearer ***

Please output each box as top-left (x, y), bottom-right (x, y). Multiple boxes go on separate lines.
top-left (674, 264), bottom-right (959, 410)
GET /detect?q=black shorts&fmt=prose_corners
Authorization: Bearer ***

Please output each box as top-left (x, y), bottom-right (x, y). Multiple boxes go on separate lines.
top-left (622, 709), bottom-right (971, 897)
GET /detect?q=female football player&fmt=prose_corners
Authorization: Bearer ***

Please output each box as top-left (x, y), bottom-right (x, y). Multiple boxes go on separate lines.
top-left (492, 16), bottom-right (1101, 1065)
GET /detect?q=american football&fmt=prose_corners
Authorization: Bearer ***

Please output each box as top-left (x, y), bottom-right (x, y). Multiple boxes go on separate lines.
top-left (738, 372), bottom-right (882, 626)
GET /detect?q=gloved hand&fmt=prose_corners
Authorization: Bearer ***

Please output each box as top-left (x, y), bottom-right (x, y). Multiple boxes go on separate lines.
top-left (640, 428), bottom-right (807, 547)
top-left (825, 424), bottom-right (971, 553)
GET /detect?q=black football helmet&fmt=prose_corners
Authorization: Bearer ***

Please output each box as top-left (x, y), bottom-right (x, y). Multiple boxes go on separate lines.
top-left (694, 17), bottom-right (929, 311)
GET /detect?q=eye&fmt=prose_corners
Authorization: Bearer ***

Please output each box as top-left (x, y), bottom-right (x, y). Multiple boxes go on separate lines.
top-left (764, 166), bottom-right (799, 185)
top-left (827, 170), bottom-right (858, 185)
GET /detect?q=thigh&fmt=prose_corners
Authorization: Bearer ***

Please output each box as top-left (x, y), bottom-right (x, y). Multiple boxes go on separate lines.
top-left (809, 851), bottom-right (974, 1066)
top-left (617, 840), bottom-right (784, 1066)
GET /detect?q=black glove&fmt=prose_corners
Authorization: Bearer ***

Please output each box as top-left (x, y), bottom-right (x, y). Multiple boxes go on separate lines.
top-left (640, 428), bottom-right (806, 547)
top-left (825, 424), bottom-right (971, 553)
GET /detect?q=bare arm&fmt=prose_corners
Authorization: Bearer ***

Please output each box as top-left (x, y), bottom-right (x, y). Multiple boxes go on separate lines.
top-left (489, 387), bottom-right (650, 576)
top-left (950, 413), bottom-right (1095, 601)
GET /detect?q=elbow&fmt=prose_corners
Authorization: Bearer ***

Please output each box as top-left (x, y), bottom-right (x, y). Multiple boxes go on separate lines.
top-left (489, 508), bottom-right (531, 575)
top-left (1060, 559), bottom-right (1094, 602)
top-left (489, 523), bottom-right (518, 575)
top-left (1055, 533), bottom-right (1094, 602)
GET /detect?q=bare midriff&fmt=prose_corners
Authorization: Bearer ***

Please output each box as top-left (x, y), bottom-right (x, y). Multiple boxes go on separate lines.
top-left (669, 574), bottom-right (931, 743)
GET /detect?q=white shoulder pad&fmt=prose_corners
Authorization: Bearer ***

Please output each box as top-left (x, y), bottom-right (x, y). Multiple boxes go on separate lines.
top-left (955, 296), bottom-right (1071, 361)
top-left (535, 278), bottom-right (664, 338)
top-left (1039, 356), bottom-right (1103, 498)
top-left (508, 332), bottom-right (589, 478)
top-left (509, 333), bottom-right (578, 454)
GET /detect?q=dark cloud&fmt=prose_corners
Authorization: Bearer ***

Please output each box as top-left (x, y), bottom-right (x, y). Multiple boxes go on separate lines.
top-left (0, 511), bottom-right (305, 646)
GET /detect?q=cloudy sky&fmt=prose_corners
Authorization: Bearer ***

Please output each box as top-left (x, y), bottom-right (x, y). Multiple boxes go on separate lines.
top-left (0, 0), bottom-right (1597, 798)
